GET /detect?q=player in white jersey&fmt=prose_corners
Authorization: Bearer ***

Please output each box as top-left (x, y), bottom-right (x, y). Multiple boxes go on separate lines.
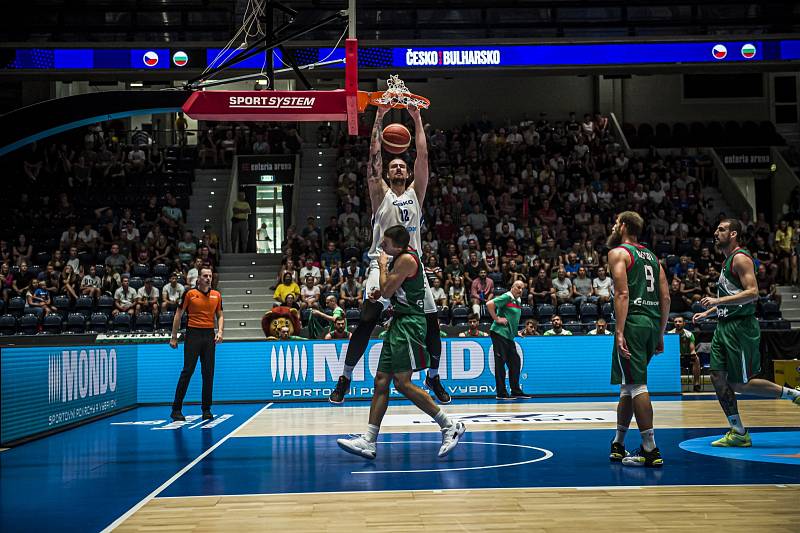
top-left (329, 104), bottom-right (451, 405)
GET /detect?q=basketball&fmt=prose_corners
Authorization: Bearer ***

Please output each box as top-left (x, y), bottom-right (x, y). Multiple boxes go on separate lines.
top-left (381, 123), bottom-right (411, 154)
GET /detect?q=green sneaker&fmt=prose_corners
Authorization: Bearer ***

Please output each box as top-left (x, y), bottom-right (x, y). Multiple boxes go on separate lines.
top-left (711, 429), bottom-right (752, 447)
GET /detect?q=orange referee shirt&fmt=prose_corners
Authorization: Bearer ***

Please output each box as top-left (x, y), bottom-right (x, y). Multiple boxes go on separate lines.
top-left (181, 288), bottom-right (222, 328)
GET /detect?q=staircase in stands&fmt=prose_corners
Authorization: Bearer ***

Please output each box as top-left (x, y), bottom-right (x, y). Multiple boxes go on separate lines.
top-left (216, 253), bottom-right (282, 340)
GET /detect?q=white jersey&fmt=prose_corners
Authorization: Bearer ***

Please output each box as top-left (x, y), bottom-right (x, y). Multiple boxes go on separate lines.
top-left (368, 187), bottom-right (423, 260)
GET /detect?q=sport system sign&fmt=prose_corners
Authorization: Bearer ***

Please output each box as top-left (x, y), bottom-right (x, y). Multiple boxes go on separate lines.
top-left (182, 90), bottom-right (349, 122)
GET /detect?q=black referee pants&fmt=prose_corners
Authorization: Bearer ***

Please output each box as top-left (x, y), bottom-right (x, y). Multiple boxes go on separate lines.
top-left (172, 327), bottom-right (216, 412)
top-left (490, 331), bottom-right (522, 395)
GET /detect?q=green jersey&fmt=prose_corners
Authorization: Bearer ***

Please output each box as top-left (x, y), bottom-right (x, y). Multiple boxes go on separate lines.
top-left (669, 328), bottom-right (695, 355)
top-left (489, 291), bottom-right (522, 341)
top-left (717, 248), bottom-right (756, 320)
top-left (390, 250), bottom-right (425, 316)
top-left (615, 243), bottom-right (661, 320)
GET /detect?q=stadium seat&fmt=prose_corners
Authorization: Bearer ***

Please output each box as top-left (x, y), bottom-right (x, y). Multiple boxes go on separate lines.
top-left (601, 303), bottom-right (614, 320)
top-left (132, 264), bottom-right (151, 278)
top-left (89, 313), bottom-right (109, 333)
top-left (451, 306), bottom-right (469, 326)
top-left (158, 311), bottom-right (175, 331)
top-left (52, 295), bottom-right (72, 318)
top-left (66, 313), bottom-right (86, 334)
top-left (28, 265), bottom-right (42, 279)
top-left (94, 264), bottom-right (106, 278)
top-left (564, 321), bottom-right (584, 334)
top-left (19, 313), bottom-right (40, 335)
top-left (699, 321), bottom-right (717, 332)
top-left (135, 312), bottom-right (154, 332)
top-left (345, 308), bottom-right (361, 325)
top-left (128, 277), bottom-right (144, 290)
top-left (760, 300), bottom-right (781, 321)
top-left (0, 314), bottom-right (18, 335)
top-left (153, 264), bottom-right (170, 279)
top-left (558, 303), bottom-right (577, 321)
top-left (7, 296), bottom-right (26, 318)
top-left (479, 305), bottom-right (493, 324)
top-left (537, 304), bottom-right (555, 322)
top-left (97, 295), bottom-right (114, 317)
top-left (520, 304), bottom-right (534, 319)
top-left (580, 303), bottom-right (599, 323)
top-left (493, 286), bottom-right (507, 297)
top-left (180, 311), bottom-right (188, 332)
top-left (488, 272), bottom-right (503, 285)
top-left (74, 296), bottom-right (94, 319)
top-left (691, 302), bottom-right (706, 314)
top-left (43, 314), bottom-right (63, 334)
top-left (151, 277), bottom-right (165, 290)
top-left (437, 306), bottom-right (450, 325)
top-left (111, 313), bottom-right (132, 333)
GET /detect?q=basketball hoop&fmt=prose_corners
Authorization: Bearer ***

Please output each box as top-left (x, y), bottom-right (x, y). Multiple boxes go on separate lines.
top-left (357, 75), bottom-right (431, 111)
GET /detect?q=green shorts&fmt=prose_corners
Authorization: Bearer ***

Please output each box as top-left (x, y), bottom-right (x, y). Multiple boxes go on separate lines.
top-left (710, 316), bottom-right (761, 383)
top-left (378, 313), bottom-right (430, 374)
top-left (611, 314), bottom-right (660, 385)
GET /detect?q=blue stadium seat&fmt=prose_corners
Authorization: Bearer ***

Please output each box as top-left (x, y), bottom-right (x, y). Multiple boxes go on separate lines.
top-left (760, 300), bottom-right (781, 321)
top-left (151, 277), bottom-right (165, 290)
top-left (135, 312), bottom-right (154, 332)
top-left (451, 306), bottom-right (469, 326)
top-left (479, 305), bottom-right (493, 324)
top-left (89, 312), bottom-right (109, 333)
top-left (158, 311), bottom-right (175, 331)
top-left (74, 296), bottom-right (94, 319)
top-left (520, 305), bottom-right (534, 319)
top-left (580, 303), bottom-right (599, 323)
top-left (558, 303), bottom-right (577, 321)
top-left (128, 277), bottom-right (144, 290)
top-left (699, 321), bottom-right (717, 332)
top-left (564, 321), bottom-right (585, 334)
top-left (437, 306), bottom-right (450, 325)
top-left (153, 264), bottom-right (170, 279)
top-left (66, 313), bottom-right (86, 334)
top-left (52, 295), bottom-right (72, 318)
top-left (601, 303), bottom-right (614, 320)
top-left (488, 272), bottom-right (503, 285)
top-left (132, 264), bottom-right (151, 278)
top-left (97, 295), bottom-right (115, 317)
top-left (19, 313), bottom-right (40, 335)
top-left (537, 304), bottom-right (555, 321)
top-left (345, 308), bottom-right (361, 325)
top-left (7, 296), bottom-right (25, 318)
top-left (111, 313), bottom-right (132, 333)
top-left (94, 264), bottom-right (106, 278)
top-left (691, 301), bottom-right (706, 314)
top-left (43, 314), bottom-right (63, 334)
top-left (493, 286), bottom-right (507, 297)
top-left (0, 314), bottom-right (17, 335)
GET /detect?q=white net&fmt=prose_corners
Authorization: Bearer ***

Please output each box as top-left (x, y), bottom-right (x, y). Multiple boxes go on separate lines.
top-left (374, 75), bottom-right (430, 109)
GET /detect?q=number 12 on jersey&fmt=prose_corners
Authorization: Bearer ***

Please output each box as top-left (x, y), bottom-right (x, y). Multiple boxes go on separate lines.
top-left (399, 208), bottom-right (410, 222)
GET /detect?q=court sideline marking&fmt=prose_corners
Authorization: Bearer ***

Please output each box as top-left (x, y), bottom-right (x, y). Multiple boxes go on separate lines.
top-left (154, 482), bottom-right (800, 500)
top-left (100, 403), bottom-right (274, 532)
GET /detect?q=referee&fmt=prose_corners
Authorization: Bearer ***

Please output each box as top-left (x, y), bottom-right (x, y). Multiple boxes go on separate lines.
top-left (170, 267), bottom-right (224, 421)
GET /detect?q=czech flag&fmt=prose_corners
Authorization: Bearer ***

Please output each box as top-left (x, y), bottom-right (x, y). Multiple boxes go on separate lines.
top-left (143, 51), bottom-right (159, 67)
top-left (712, 44), bottom-right (727, 60)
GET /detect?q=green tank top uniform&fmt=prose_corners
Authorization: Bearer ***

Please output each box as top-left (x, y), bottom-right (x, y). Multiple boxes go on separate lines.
top-left (717, 248), bottom-right (756, 320)
top-left (390, 249), bottom-right (425, 316)
top-left (616, 243), bottom-right (661, 320)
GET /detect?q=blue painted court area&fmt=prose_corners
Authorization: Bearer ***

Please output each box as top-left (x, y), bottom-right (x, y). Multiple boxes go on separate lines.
top-left (163, 427), bottom-right (800, 497)
top-left (0, 404), bottom-right (263, 533)
top-left (681, 431), bottom-right (800, 466)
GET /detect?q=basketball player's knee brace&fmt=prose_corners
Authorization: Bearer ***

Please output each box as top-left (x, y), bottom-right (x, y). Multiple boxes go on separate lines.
top-left (621, 384), bottom-right (648, 398)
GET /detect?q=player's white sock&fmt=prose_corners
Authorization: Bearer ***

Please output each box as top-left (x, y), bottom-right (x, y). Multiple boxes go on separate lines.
top-left (780, 386), bottom-right (800, 400)
top-left (613, 424), bottom-right (628, 444)
top-left (727, 414), bottom-right (745, 435)
top-left (640, 428), bottom-right (656, 452)
top-left (365, 424), bottom-right (380, 443)
top-left (434, 409), bottom-right (452, 429)
top-left (427, 368), bottom-right (439, 378)
top-left (342, 365), bottom-right (355, 380)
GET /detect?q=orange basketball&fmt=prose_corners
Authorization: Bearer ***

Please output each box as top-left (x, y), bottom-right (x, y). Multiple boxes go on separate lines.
top-left (381, 123), bottom-right (411, 154)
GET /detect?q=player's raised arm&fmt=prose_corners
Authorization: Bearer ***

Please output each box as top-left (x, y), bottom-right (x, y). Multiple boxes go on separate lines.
top-left (367, 107), bottom-right (389, 213)
top-left (408, 105), bottom-right (429, 206)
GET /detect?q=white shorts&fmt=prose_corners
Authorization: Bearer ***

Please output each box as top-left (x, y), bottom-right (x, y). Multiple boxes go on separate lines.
top-left (364, 260), bottom-right (437, 314)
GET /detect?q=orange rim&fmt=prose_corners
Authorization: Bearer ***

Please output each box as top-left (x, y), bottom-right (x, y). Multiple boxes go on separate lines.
top-left (357, 90), bottom-right (430, 112)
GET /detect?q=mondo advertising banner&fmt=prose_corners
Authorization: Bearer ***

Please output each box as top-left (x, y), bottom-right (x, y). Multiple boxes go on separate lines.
top-left (136, 335), bottom-right (680, 403)
top-left (1, 345), bottom-right (137, 444)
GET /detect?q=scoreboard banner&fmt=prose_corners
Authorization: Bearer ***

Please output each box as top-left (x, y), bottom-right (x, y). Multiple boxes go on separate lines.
top-left (4, 39), bottom-right (800, 71)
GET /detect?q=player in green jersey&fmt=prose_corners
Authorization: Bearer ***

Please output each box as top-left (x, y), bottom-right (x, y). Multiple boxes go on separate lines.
top-left (693, 219), bottom-right (800, 447)
top-left (337, 225), bottom-right (465, 460)
top-left (607, 211), bottom-right (670, 468)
